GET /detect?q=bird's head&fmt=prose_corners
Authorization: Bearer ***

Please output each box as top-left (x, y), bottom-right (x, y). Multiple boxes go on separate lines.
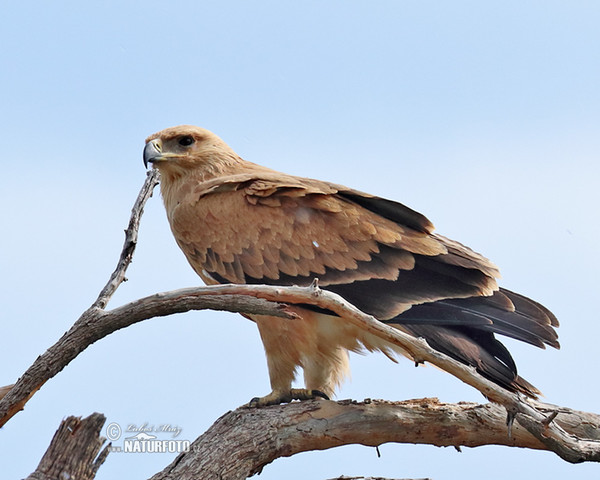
top-left (143, 125), bottom-right (241, 180)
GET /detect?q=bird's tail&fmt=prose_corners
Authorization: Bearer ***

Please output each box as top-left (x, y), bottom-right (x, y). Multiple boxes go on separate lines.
top-left (385, 288), bottom-right (559, 397)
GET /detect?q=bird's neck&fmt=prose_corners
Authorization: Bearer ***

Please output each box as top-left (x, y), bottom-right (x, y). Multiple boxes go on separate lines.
top-left (157, 152), bottom-right (247, 212)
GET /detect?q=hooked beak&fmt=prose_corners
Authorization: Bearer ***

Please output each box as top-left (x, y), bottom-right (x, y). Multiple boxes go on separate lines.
top-left (143, 140), bottom-right (162, 169)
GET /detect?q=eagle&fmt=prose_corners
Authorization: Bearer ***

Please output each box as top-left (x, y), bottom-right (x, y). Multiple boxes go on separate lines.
top-left (143, 125), bottom-right (559, 406)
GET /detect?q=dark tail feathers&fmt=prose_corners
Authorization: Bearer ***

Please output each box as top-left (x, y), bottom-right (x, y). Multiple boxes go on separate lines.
top-left (386, 288), bottom-right (559, 397)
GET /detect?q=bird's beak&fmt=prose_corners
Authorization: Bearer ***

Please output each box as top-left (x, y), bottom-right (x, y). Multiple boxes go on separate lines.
top-left (143, 140), bottom-right (162, 169)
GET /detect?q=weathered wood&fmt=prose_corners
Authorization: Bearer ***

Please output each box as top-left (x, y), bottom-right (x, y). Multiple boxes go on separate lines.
top-left (0, 291), bottom-right (292, 428)
top-left (27, 413), bottom-right (109, 480)
top-left (149, 398), bottom-right (600, 480)
top-left (0, 170), bottom-right (294, 428)
top-left (327, 477), bottom-right (432, 480)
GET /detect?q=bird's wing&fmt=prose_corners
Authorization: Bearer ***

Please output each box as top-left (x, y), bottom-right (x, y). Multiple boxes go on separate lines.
top-left (169, 172), bottom-right (558, 396)
top-left (172, 173), bottom-right (499, 317)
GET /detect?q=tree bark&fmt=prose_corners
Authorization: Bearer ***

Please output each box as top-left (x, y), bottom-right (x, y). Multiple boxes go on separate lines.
top-left (27, 397), bottom-right (600, 480)
top-left (27, 413), bottom-right (109, 480)
top-left (326, 477), bottom-right (432, 480)
top-left (149, 398), bottom-right (600, 480)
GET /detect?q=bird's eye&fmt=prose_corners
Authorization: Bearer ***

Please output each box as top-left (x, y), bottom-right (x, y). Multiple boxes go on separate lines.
top-left (178, 135), bottom-right (195, 147)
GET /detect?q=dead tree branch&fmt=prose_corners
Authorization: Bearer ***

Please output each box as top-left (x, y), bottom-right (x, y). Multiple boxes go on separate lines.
top-left (26, 398), bottom-right (600, 480)
top-left (92, 168), bottom-right (161, 310)
top-left (327, 477), bottom-right (432, 480)
top-left (149, 398), bottom-right (600, 480)
top-left (27, 412), bottom-right (109, 480)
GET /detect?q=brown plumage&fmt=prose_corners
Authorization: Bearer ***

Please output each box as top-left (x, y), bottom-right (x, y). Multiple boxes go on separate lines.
top-left (143, 125), bottom-right (559, 405)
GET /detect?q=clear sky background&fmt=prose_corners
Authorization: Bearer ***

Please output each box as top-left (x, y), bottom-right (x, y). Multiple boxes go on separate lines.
top-left (1, 1), bottom-right (599, 479)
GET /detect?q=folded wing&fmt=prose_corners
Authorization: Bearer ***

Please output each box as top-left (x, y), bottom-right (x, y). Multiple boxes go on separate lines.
top-left (171, 173), bottom-right (559, 396)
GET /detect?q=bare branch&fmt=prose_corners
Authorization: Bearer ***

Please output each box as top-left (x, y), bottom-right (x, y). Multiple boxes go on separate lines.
top-left (0, 170), bottom-right (158, 427)
top-left (93, 168), bottom-right (160, 309)
top-left (0, 171), bottom-right (290, 427)
top-left (149, 398), bottom-right (600, 480)
top-left (326, 478), bottom-right (432, 480)
top-left (25, 398), bottom-right (600, 480)
top-left (326, 478), bottom-right (431, 480)
top-left (0, 288), bottom-right (293, 428)
top-left (27, 412), bottom-right (109, 480)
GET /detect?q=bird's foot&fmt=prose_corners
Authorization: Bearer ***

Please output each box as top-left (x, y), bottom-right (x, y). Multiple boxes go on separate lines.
top-left (249, 388), bottom-right (329, 407)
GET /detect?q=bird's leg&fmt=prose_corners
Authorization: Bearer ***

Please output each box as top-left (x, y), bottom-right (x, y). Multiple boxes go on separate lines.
top-left (250, 314), bottom-right (331, 406)
top-left (303, 348), bottom-right (347, 401)
top-left (249, 388), bottom-right (329, 407)
top-left (248, 355), bottom-right (333, 407)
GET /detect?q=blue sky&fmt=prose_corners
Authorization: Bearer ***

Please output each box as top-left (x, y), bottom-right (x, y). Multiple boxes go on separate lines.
top-left (1, 1), bottom-right (599, 479)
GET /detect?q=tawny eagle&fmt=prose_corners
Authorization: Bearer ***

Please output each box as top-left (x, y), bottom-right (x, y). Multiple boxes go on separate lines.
top-left (143, 125), bottom-right (559, 406)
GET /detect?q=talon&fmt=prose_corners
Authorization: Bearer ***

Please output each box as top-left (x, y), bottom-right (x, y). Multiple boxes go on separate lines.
top-left (248, 388), bottom-right (330, 407)
top-left (248, 391), bottom-right (292, 407)
top-left (310, 389), bottom-right (330, 401)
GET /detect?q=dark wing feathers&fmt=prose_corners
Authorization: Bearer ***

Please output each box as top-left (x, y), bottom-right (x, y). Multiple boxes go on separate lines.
top-left (396, 321), bottom-right (541, 395)
top-left (504, 289), bottom-right (559, 327)
top-left (180, 176), bottom-right (558, 397)
top-left (325, 256), bottom-right (497, 320)
top-left (337, 189), bottom-right (435, 234)
top-left (389, 289), bottom-right (559, 349)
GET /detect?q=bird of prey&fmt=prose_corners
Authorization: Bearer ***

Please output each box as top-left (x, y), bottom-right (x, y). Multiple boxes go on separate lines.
top-left (143, 125), bottom-right (559, 406)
